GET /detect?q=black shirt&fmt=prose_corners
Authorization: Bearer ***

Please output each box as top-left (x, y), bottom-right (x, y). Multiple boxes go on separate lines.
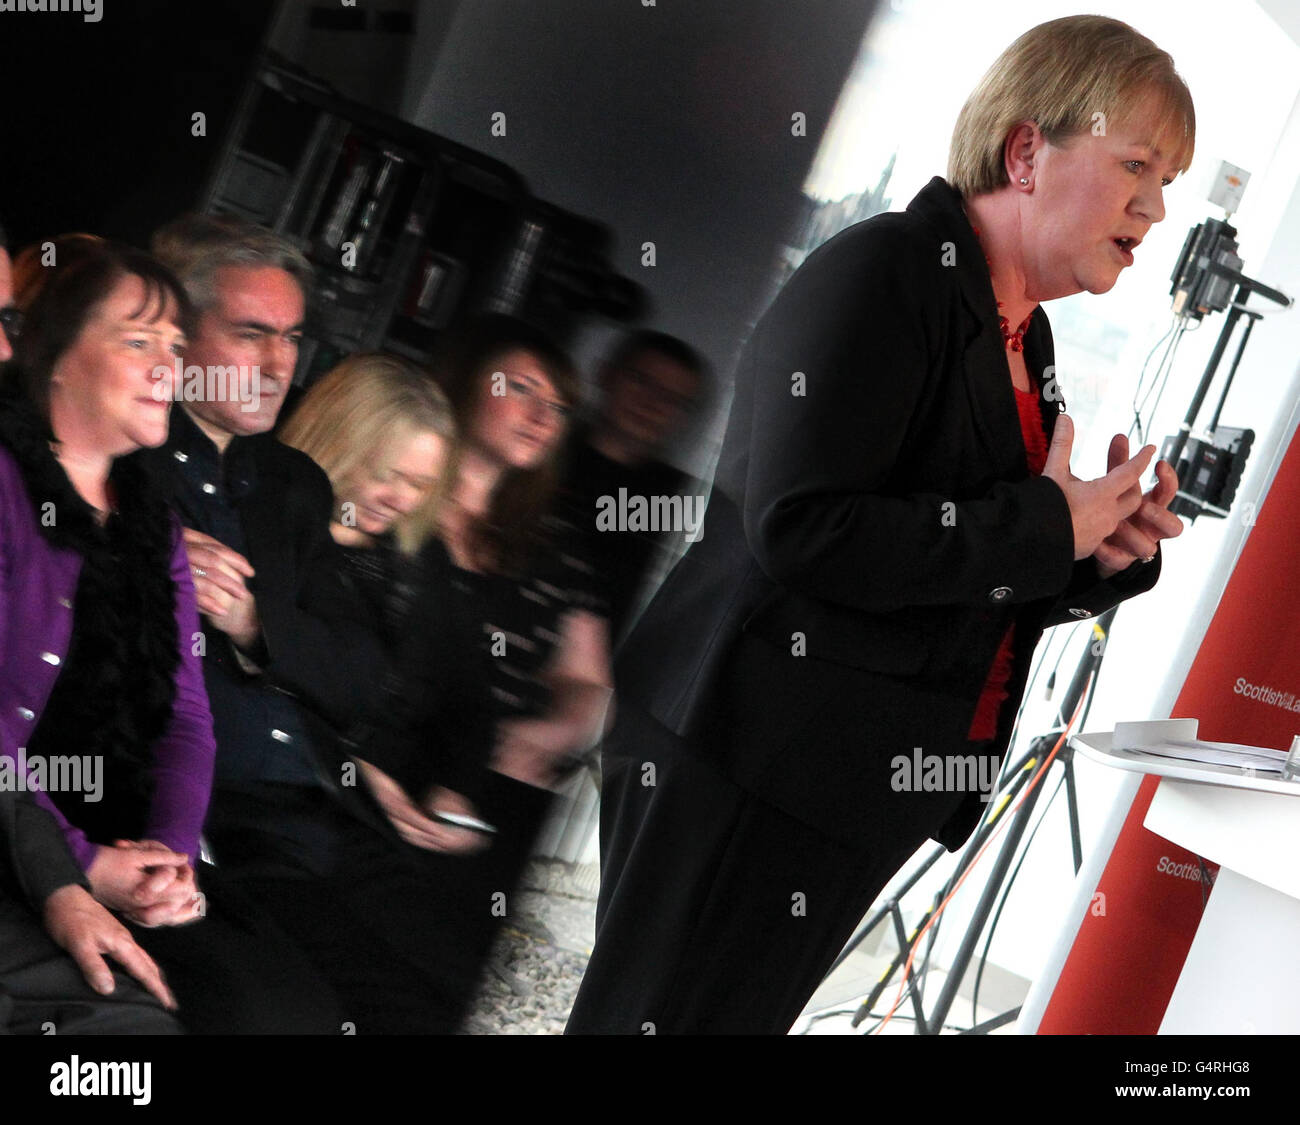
top-left (134, 408), bottom-right (319, 787)
top-left (333, 534), bottom-right (493, 805)
top-left (556, 427), bottom-right (695, 644)
top-left (449, 511), bottom-right (607, 722)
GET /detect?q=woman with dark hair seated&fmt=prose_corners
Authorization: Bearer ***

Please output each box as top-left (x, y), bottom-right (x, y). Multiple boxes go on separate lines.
top-left (0, 234), bottom-right (337, 1033)
top-left (0, 221), bottom-right (178, 1035)
top-left (436, 316), bottom-right (614, 789)
top-left (402, 315), bottom-right (614, 1024)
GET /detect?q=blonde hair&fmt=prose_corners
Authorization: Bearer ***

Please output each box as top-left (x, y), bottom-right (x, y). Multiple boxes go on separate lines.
top-left (280, 353), bottom-right (457, 555)
top-left (948, 16), bottom-right (1195, 198)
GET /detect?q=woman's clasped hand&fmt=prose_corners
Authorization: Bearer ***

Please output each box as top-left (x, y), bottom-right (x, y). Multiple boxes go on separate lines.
top-left (86, 839), bottom-right (205, 927)
top-left (1040, 413), bottom-right (1182, 574)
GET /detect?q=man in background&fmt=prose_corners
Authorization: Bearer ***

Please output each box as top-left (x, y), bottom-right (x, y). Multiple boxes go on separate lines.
top-left (135, 213), bottom-right (477, 1033)
top-left (558, 329), bottom-right (708, 645)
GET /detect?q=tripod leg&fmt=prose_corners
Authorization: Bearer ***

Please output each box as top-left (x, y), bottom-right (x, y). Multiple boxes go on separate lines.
top-left (925, 734), bottom-right (1057, 1032)
top-left (828, 841), bottom-right (947, 975)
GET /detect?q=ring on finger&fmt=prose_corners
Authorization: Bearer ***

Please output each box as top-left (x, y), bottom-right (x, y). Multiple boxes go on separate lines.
top-left (192, 566), bottom-right (207, 578)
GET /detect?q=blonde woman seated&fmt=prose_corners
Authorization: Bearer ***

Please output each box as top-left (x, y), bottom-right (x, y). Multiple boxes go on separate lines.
top-left (280, 353), bottom-right (493, 855)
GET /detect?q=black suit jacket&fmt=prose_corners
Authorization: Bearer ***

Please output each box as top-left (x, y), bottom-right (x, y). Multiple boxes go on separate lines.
top-left (611, 177), bottom-right (1159, 851)
top-left (132, 413), bottom-right (391, 836)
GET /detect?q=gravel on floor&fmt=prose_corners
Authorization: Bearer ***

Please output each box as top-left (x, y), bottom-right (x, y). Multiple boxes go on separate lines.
top-left (461, 860), bottom-right (598, 1035)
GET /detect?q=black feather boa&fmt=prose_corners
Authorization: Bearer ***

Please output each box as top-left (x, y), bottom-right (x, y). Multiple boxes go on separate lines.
top-left (0, 386), bottom-right (179, 843)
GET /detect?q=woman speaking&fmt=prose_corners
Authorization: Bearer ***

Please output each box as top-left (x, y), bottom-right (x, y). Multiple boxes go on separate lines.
top-left (568, 15), bottom-right (1192, 1034)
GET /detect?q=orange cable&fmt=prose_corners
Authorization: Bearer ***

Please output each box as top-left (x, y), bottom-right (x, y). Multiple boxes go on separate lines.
top-left (868, 682), bottom-right (1091, 1034)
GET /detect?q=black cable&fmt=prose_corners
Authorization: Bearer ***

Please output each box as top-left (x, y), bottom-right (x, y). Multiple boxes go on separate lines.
top-left (911, 893), bottom-right (944, 1008)
top-left (912, 626), bottom-right (1081, 1004)
top-left (859, 1010), bottom-right (971, 1035)
top-left (971, 769), bottom-right (1066, 1025)
top-left (854, 1001), bottom-right (970, 1036)
top-left (993, 623), bottom-right (1083, 794)
top-left (800, 979), bottom-right (917, 1035)
top-left (798, 1004), bottom-right (879, 1031)
top-left (967, 666), bottom-right (1099, 1026)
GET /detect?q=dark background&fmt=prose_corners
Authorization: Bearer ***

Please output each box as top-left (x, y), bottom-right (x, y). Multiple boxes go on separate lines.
top-left (0, 0), bottom-right (881, 464)
top-left (0, 0), bottom-right (273, 247)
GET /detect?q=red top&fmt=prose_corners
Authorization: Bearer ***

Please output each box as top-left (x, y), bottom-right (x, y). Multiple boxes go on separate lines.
top-left (966, 384), bottom-right (1049, 741)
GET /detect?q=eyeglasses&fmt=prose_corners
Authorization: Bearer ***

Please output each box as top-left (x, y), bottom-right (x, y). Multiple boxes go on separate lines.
top-left (0, 306), bottom-right (23, 341)
top-left (504, 375), bottom-right (571, 421)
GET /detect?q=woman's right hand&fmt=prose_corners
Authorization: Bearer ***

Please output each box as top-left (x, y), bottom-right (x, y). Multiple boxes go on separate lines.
top-left (1042, 414), bottom-right (1155, 559)
top-left (355, 760), bottom-right (485, 854)
top-left (43, 884), bottom-right (178, 1010)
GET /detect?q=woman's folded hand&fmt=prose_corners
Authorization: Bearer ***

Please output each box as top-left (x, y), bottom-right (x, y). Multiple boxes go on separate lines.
top-left (91, 840), bottom-right (205, 928)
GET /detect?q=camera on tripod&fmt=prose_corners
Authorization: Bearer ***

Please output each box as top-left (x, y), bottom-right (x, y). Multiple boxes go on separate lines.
top-left (1158, 425), bottom-right (1253, 521)
top-left (1161, 216), bottom-right (1289, 522)
top-left (1170, 218), bottom-right (1242, 321)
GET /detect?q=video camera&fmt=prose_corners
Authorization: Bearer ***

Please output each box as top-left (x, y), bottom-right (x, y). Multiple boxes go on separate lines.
top-left (1169, 218), bottom-right (1243, 321)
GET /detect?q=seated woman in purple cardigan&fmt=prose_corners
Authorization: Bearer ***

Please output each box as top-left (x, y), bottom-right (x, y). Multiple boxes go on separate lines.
top-left (0, 235), bottom-right (335, 1033)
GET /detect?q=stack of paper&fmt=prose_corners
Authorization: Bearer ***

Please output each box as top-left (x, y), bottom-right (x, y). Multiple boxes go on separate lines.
top-left (1114, 737), bottom-right (1290, 773)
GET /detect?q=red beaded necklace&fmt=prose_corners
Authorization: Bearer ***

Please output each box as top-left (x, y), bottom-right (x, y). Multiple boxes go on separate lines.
top-left (968, 222), bottom-right (1034, 353)
top-left (998, 309), bottom-right (1032, 353)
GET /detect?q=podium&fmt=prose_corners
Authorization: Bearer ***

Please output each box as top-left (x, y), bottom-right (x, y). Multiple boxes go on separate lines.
top-left (1072, 718), bottom-right (1300, 1034)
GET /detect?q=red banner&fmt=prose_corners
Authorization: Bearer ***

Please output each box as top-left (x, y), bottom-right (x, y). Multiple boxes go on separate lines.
top-left (1037, 421), bottom-right (1300, 1034)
